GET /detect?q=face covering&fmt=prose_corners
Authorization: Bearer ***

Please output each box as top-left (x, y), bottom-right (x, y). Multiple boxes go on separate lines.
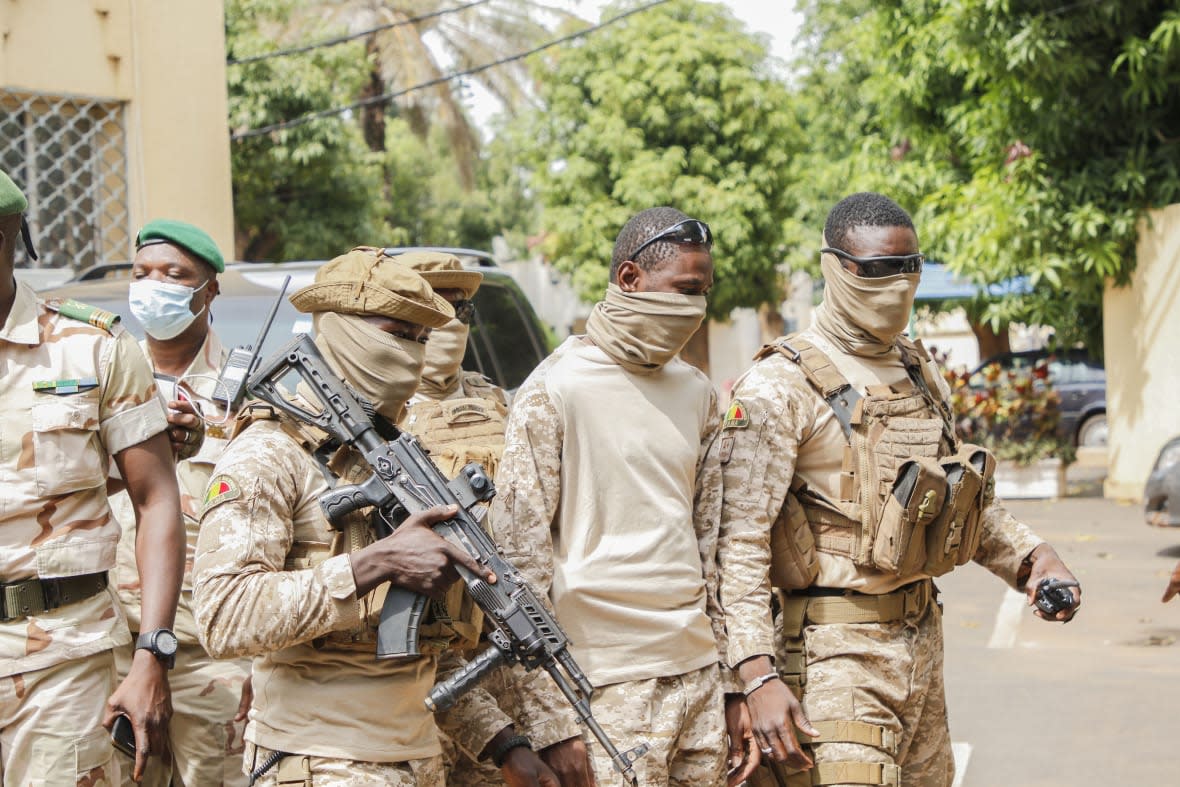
top-left (418, 318), bottom-right (469, 398)
top-left (814, 251), bottom-right (920, 357)
top-left (584, 283), bottom-right (707, 373)
top-left (313, 311), bottom-right (425, 423)
top-left (128, 279), bottom-right (208, 340)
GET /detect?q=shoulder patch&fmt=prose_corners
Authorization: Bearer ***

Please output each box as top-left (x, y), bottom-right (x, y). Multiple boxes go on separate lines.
top-left (723, 398), bottom-right (750, 429)
top-left (43, 298), bottom-right (120, 333)
top-left (201, 475), bottom-right (242, 516)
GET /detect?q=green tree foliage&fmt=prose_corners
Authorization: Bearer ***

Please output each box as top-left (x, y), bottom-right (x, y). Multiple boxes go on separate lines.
top-left (517, 0), bottom-right (803, 316)
top-left (787, 0), bottom-right (1180, 347)
top-left (227, 0), bottom-right (388, 260)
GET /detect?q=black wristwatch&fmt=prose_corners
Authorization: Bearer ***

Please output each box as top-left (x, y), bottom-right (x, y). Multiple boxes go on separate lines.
top-left (135, 628), bottom-right (178, 669)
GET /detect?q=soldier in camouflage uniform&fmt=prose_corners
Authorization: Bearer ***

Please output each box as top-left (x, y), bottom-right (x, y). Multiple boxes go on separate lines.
top-left (0, 169), bottom-right (184, 784)
top-left (394, 251), bottom-right (515, 787)
top-left (109, 220), bottom-right (250, 787)
top-left (191, 248), bottom-right (558, 787)
top-left (491, 208), bottom-right (759, 787)
top-left (718, 192), bottom-right (1081, 787)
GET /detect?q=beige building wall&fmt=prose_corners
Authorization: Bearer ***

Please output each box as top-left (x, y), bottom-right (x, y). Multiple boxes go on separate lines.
top-left (0, 0), bottom-right (232, 260)
top-left (1104, 203), bottom-right (1180, 500)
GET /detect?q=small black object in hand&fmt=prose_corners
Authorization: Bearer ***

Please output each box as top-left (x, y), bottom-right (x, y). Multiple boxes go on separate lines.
top-left (1035, 578), bottom-right (1079, 616)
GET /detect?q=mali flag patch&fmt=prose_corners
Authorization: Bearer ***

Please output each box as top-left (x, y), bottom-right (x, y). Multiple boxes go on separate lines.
top-left (723, 398), bottom-right (750, 429)
top-left (201, 475), bottom-right (241, 516)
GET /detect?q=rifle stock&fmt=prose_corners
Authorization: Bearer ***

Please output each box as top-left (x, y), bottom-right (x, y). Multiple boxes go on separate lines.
top-left (246, 334), bottom-right (649, 785)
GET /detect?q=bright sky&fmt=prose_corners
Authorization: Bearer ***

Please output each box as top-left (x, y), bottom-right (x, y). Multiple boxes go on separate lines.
top-left (463, 0), bottom-right (802, 130)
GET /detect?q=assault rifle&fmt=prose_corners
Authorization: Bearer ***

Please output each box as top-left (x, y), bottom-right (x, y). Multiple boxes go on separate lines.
top-left (246, 334), bottom-right (649, 785)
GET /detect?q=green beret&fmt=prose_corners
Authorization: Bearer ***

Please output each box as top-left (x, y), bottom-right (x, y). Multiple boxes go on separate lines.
top-left (135, 219), bottom-right (225, 273)
top-left (0, 169), bottom-right (28, 217)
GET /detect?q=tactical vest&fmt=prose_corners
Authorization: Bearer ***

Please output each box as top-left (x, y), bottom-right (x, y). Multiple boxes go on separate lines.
top-left (400, 372), bottom-right (509, 652)
top-left (757, 334), bottom-right (996, 582)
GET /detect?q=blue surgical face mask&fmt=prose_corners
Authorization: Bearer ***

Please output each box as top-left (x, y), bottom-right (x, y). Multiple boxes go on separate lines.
top-left (128, 279), bottom-right (208, 340)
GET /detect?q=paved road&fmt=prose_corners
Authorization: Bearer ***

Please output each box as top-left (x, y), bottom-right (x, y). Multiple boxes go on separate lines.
top-left (940, 493), bottom-right (1180, 785)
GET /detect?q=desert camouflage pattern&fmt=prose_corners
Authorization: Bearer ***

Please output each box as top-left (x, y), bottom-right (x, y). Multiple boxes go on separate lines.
top-left (193, 416), bottom-right (511, 764)
top-left (403, 370), bottom-right (513, 786)
top-left (583, 664), bottom-right (726, 787)
top-left (112, 330), bottom-right (230, 642)
top-left (245, 743), bottom-right (444, 787)
top-left (490, 338), bottom-right (733, 751)
top-left (0, 282), bottom-right (167, 677)
top-left (114, 643), bottom-right (248, 787)
top-left (718, 328), bottom-right (1045, 666)
top-left (718, 327), bottom-right (1045, 787)
top-left (0, 647), bottom-right (120, 786)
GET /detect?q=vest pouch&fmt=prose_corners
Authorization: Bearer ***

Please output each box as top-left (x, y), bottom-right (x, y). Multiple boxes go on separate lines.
top-left (769, 492), bottom-right (820, 590)
top-left (955, 444), bottom-right (995, 565)
top-left (872, 456), bottom-right (947, 575)
top-left (922, 444), bottom-right (991, 575)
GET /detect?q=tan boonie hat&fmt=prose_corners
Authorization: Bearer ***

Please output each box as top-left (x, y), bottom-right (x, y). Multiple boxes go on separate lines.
top-left (290, 246), bottom-right (454, 328)
top-left (393, 251), bottom-right (483, 300)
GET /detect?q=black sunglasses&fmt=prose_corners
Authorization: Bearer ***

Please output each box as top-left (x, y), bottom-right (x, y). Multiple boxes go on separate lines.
top-left (630, 219), bottom-right (713, 261)
top-left (821, 247), bottom-right (925, 278)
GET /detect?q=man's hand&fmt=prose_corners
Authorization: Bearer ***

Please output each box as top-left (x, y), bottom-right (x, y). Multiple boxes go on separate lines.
top-left (103, 649), bottom-right (173, 782)
top-left (235, 675), bottom-right (253, 723)
top-left (349, 505), bottom-right (494, 599)
top-left (1162, 561), bottom-right (1180, 603)
top-left (739, 656), bottom-right (818, 770)
top-left (166, 398), bottom-right (204, 460)
top-left (725, 694), bottom-right (760, 786)
top-left (1022, 543), bottom-right (1081, 621)
top-left (540, 736), bottom-right (596, 787)
top-left (501, 746), bottom-right (561, 787)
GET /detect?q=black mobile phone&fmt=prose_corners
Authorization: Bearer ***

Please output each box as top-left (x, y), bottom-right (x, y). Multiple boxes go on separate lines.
top-left (110, 714), bottom-right (136, 757)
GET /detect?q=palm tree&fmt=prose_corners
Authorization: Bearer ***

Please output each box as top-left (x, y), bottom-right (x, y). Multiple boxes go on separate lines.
top-left (303, 0), bottom-right (573, 187)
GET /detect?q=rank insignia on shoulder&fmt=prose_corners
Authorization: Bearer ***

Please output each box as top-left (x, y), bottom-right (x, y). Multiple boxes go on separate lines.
top-left (723, 398), bottom-right (750, 429)
top-left (201, 475), bottom-right (241, 516)
top-left (43, 298), bottom-right (121, 333)
top-left (32, 377), bottom-right (99, 395)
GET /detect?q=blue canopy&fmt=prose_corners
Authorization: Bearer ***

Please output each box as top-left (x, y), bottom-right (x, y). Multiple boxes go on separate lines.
top-left (915, 262), bottom-right (1030, 301)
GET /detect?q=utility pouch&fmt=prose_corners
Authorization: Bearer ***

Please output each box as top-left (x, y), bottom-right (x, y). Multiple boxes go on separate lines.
top-left (770, 493), bottom-right (820, 590)
top-left (922, 443), bottom-right (993, 575)
top-left (872, 456), bottom-right (947, 575)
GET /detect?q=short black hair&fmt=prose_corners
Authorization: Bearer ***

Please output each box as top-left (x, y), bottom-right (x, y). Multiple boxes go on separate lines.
top-left (610, 206), bottom-right (691, 281)
top-left (823, 192), bottom-right (916, 250)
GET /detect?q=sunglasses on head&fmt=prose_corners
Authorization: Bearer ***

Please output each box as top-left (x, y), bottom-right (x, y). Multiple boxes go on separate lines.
top-left (630, 219), bottom-right (713, 261)
top-left (821, 247), bottom-right (925, 278)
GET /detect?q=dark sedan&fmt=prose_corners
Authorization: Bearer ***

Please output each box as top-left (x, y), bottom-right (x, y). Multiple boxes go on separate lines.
top-left (967, 349), bottom-right (1107, 448)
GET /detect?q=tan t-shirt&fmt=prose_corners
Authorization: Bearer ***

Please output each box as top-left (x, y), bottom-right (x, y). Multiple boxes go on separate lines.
top-left (0, 282), bottom-right (168, 676)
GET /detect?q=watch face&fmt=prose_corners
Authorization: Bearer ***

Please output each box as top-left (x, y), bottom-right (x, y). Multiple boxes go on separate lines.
top-left (157, 630), bottom-right (179, 656)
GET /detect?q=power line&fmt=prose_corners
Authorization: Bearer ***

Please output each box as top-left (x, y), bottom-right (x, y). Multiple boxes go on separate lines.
top-left (231, 0), bottom-right (672, 140)
top-left (228, 0), bottom-right (494, 66)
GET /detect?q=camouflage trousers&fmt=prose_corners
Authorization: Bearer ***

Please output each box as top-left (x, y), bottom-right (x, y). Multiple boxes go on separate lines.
top-left (584, 662), bottom-right (726, 787)
top-left (115, 642), bottom-right (249, 787)
top-left (244, 743), bottom-right (444, 787)
top-left (0, 649), bottom-right (120, 786)
top-left (439, 664), bottom-right (513, 787)
top-left (750, 597), bottom-right (953, 787)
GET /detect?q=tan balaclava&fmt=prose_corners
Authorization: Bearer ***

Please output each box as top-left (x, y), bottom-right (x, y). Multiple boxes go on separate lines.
top-left (289, 247), bottom-right (454, 422)
top-left (585, 283), bottom-right (707, 374)
top-left (813, 238), bottom-right (920, 357)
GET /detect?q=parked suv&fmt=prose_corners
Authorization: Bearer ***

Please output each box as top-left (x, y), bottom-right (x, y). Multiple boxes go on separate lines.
top-left (36, 247), bottom-right (550, 393)
top-left (966, 349), bottom-right (1106, 448)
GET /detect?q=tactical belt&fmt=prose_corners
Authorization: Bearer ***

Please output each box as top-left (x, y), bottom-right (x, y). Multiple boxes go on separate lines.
top-left (0, 573), bottom-right (108, 622)
top-left (793, 579), bottom-right (935, 625)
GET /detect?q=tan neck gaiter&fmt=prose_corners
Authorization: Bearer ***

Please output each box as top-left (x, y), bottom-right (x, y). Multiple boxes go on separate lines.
top-left (313, 312), bottom-right (424, 423)
top-left (814, 252), bottom-right (920, 357)
top-left (418, 318), bottom-right (468, 399)
top-left (585, 283), bottom-right (707, 374)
